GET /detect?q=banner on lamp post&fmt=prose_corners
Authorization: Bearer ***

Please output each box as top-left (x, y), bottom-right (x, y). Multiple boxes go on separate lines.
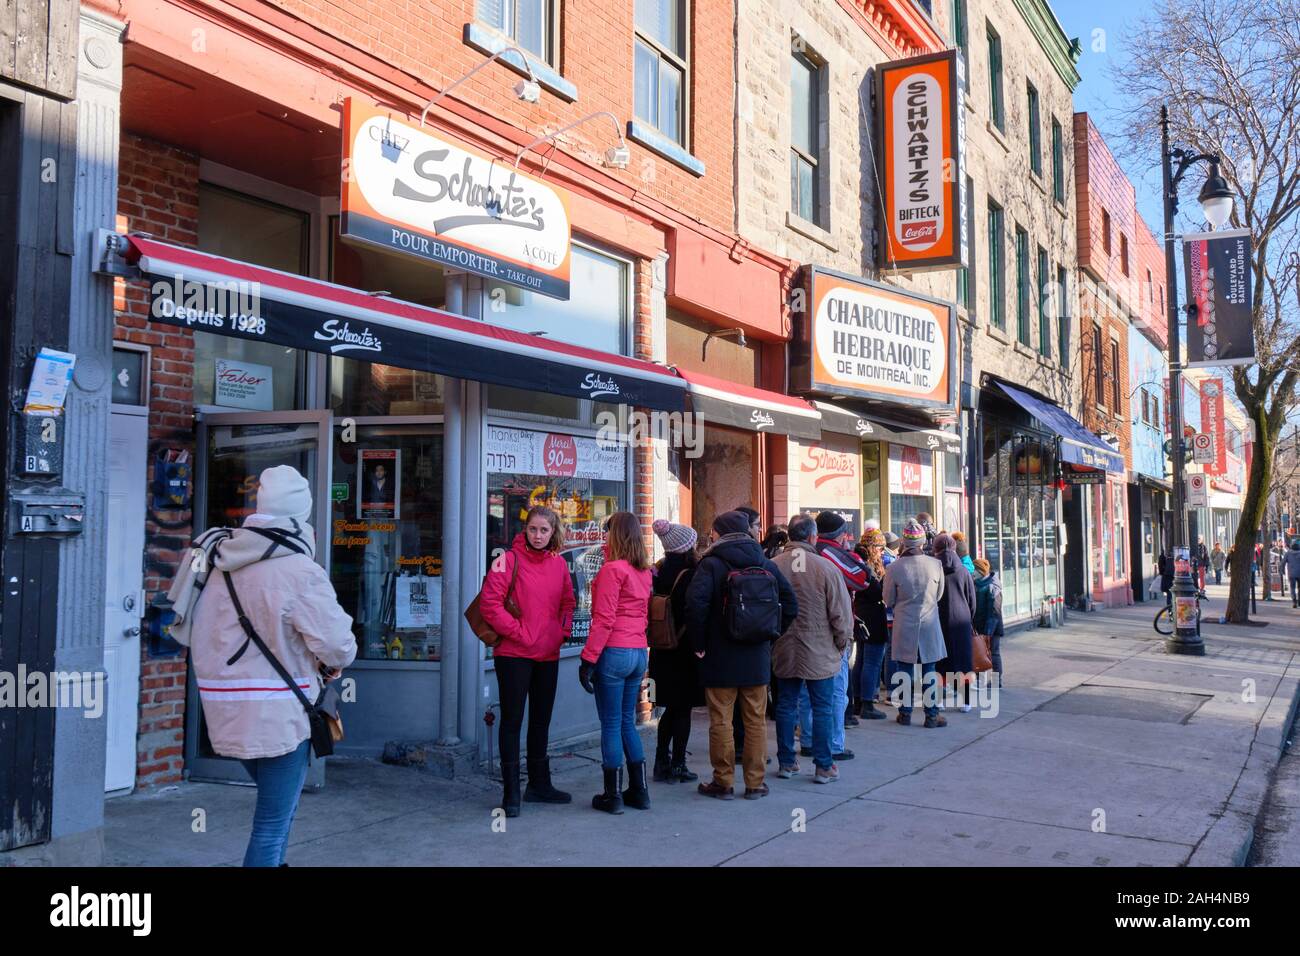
top-left (1199, 377), bottom-right (1227, 475)
top-left (1183, 229), bottom-right (1253, 367)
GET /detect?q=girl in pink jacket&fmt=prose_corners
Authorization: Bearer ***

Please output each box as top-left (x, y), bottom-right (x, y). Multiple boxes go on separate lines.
top-left (579, 511), bottom-right (653, 814)
top-left (480, 505), bottom-right (576, 817)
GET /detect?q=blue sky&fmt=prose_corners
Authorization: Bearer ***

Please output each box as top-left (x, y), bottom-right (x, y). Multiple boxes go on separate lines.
top-left (1053, 0), bottom-right (1167, 233)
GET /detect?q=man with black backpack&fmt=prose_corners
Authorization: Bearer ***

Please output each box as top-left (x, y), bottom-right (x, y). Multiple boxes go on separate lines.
top-left (686, 510), bottom-right (798, 800)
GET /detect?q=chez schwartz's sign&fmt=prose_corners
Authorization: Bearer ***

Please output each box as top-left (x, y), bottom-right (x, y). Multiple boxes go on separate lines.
top-left (340, 98), bottom-right (572, 299)
top-left (876, 50), bottom-right (967, 272)
top-left (794, 266), bottom-right (956, 417)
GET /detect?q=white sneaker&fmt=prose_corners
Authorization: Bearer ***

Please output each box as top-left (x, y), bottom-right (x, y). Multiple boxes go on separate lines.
top-left (959, 704), bottom-right (972, 713)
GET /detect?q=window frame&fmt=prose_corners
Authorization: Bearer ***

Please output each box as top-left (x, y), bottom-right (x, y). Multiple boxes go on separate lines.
top-left (789, 44), bottom-right (825, 228)
top-left (951, 0), bottom-right (969, 90)
top-left (1015, 224), bottom-right (1030, 346)
top-left (1027, 81), bottom-right (1042, 176)
top-left (1036, 244), bottom-right (1050, 358)
top-left (1093, 324), bottom-right (1105, 409)
top-left (1110, 338), bottom-right (1122, 410)
top-left (633, 0), bottom-right (691, 148)
top-left (987, 22), bottom-right (1004, 132)
top-left (988, 198), bottom-right (1005, 329)
top-left (1056, 264), bottom-right (1069, 365)
top-left (475, 0), bottom-right (558, 67)
top-left (1051, 117), bottom-right (1065, 203)
top-left (1120, 233), bottom-right (1129, 276)
top-left (1101, 208), bottom-right (1112, 256)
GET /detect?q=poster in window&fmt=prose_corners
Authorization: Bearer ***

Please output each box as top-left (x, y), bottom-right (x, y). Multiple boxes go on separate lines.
top-left (358, 449), bottom-right (400, 519)
top-left (888, 444), bottom-right (932, 496)
top-left (395, 574), bottom-right (440, 629)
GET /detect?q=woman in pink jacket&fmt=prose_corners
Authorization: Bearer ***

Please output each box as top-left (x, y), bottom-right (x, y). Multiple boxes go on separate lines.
top-left (480, 505), bottom-right (576, 817)
top-left (579, 511), bottom-right (653, 814)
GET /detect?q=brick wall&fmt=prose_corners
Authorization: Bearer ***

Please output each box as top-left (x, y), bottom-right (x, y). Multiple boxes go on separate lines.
top-left (115, 133), bottom-right (201, 789)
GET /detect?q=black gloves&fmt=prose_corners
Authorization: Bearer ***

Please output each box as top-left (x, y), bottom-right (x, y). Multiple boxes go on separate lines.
top-left (578, 660), bottom-right (596, 694)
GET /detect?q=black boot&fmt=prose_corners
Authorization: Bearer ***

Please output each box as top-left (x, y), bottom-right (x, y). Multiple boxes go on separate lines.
top-left (669, 757), bottom-right (698, 782)
top-left (523, 758), bottom-right (571, 804)
top-left (592, 766), bottom-right (624, 814)
top-left (623, 761), bottom-right (651, 810)
top-left (500, 760), bottom-right (521, 818)
top-left (652, 755), bottom-right (674, 782)
top-left (861, 700), bottom-right (887, 720)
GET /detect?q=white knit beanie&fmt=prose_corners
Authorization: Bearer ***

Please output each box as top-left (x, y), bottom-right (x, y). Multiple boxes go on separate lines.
top-left (255, 465), bottom-right (313, 521)
top-left (653, 518), bottom-right (697, 554)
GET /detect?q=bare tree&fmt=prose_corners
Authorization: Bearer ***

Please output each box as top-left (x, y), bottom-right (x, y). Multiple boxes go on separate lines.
top-left (1110, 0), bottom-right (1300, 621)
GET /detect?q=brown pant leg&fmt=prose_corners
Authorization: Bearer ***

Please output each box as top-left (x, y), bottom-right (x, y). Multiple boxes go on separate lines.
top-left (705, 687), bottom-right (737, 790)
top-left (740, 684), bottom-right (768, 790)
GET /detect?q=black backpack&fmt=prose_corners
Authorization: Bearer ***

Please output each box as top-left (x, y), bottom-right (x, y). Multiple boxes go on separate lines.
top-left (720, 564), bottom-right (783, 644)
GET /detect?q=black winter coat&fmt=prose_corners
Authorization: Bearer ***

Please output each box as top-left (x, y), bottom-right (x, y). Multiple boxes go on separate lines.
top-left (936, 548), bottom-right (976, 673)
top-left (685, 533), bottom-right (798, 688)
top-left (852, 551), bottom-right (889, 646)
top-left (648, 550), bottom-right (704, 709)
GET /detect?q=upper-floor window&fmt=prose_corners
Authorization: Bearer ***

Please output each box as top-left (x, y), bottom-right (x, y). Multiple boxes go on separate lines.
top-left (1093, 324), bottom-right (1105, 407)
top-left (1101, 208), bottom-right (1112, 255)
top-left (1015, 225), bottom-right (1030, 345)
top-left (1057, 264), bottom-right (1070, 363)
top-left (634, 0), bottom-right (688, 146)
top-left (951, 0), bottom-right (969, 89)
top-left (987, 22), bottom-right (1005, 131)
top-left (1027, 82), bottom-right (1042, 176)
top-left (1110, 339), bottom-right (1122, 410)
top-left (1146, 268), bottom-right (1153, 302)
top-left (1037, 245), bottom-right (1051, 359)
top-left (988, 198), bottom-right (1005, 329)
top-left (476, 0), bottom-right (554, 64)
top-left (790, 45), bottom-right (824, 226)
top-left (1051, 117), bottom-right (1064, 202)
top-left (1120, 233), bottom-right (1130, 276)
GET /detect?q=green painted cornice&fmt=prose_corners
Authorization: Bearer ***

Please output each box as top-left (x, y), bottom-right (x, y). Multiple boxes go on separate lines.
top-left (1013, 0), bottom-right (1082, 91)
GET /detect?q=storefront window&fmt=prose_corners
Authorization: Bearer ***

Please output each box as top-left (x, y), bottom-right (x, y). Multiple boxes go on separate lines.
top-left (483, 244), bottom-right (629, 355)
top-left (996, 427), bottom-right (1017, 613)
top-left (484, 424), bottom-right (628, 647)
top-left (331, 425), bottom-right (444, 661)
top-left (195, 183), bottom-right (309, 410)
top-left (981, 423), bottom-right (1001, 578)
top-left (689, 426), bottom-right (754, 544)
top-left (330, 360), bottom-right (445, 417)
top-left (1113, 480), bottom-right (1126, 576)
top-left (861, 442), bottom-right (882, 527)
top-left (887, 444), bottom-right (935, 535)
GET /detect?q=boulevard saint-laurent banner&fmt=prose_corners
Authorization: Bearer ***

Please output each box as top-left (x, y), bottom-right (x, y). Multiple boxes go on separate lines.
top-left (1183, 228), bottom-right (1254, 367)
top-left (340, 98), bottom-right (572, 299)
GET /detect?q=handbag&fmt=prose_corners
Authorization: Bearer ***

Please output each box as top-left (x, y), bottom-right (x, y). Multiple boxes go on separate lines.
top-left (464, 552), bottom-right (521, 647)
top-left (972, 632), bottom-right (993, 673)
top-left (221, 571), bottom-right (343, 758)
top-left (647, 568), bottom-right (689, 650)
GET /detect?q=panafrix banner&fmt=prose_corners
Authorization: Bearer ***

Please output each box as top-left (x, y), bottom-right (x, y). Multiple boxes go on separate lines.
top-left (796, 266), bottom-right (956, 415)
top-left (340, 99), bottom-right (572, 299)
top-left (1183, 228), bottom-right (1253, 367)
top-left (877, 50), bottom-right (965, 272)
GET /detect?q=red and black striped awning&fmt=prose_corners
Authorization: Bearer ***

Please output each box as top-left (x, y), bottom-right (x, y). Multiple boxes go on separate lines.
top-left (124, 235), bottom-right (688, 412)
top-left (676, 369), bottom-right (822, 441)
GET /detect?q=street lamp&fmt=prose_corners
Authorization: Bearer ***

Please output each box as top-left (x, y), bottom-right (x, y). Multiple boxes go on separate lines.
top-left (1161, 105), bottom-right (1236, 655)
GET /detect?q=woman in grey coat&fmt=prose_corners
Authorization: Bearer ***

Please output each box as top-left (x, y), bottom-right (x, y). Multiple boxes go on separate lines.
top-left (881, 520), bottom-right (947, 728)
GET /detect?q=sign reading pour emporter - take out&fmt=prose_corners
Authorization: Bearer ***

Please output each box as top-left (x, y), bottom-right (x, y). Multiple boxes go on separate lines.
top-left (797, 267), bottom-right (955, 415)
top-left (340, 98), bottom-right (572, 299)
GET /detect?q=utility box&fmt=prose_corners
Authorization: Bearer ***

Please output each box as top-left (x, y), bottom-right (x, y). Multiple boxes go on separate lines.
top-left (10, 489), bottom-right (86, 536)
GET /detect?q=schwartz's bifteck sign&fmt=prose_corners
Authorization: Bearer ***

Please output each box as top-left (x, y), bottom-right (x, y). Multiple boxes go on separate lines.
top-left (340, 99), bottom-right (572, 299)
top-left (877, 50), bottom-right (966, 272)
top-left (794, 266), bottom-right (956, 417)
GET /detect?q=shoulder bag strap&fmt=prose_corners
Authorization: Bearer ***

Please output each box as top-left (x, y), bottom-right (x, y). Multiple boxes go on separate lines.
top-left (222, 570), bottom-right (314, 715)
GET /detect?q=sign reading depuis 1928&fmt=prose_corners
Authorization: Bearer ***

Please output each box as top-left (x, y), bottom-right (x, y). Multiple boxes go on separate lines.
top-left (877, 50), bottom-right (966, 272)
top-left (796, 266), bottom-right (956, 415)
top-left (340, 99), bottom-right (572, 299)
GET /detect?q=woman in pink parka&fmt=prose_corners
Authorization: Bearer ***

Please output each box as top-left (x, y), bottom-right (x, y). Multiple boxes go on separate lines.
top-left (480, 505), bottom-right (576, 817)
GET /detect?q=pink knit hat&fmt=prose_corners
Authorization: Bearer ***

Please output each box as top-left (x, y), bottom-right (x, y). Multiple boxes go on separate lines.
top-left (653, 519), bottom-right (697, 554)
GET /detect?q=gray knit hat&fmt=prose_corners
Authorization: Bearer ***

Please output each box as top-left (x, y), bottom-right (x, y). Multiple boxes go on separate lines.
top-left (653, 518), bottom-right (697, 554)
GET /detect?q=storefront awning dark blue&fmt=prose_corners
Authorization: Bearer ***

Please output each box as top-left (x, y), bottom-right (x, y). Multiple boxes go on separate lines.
top-left (995, 382), bottom-right (1124, 473)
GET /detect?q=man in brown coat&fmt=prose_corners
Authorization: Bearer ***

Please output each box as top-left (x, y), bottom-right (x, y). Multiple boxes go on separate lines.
top-left (770, 515), bottom-right (854, 783)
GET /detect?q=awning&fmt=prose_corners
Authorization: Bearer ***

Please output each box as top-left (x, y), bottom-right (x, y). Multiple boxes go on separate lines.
top-left (676, 369), bottom-right (822, 441)
top-left (124, 235), bottom-right (687, 412)
top-left (994, 381), bottom-right (1124, 473)
top-left (814, 401), bottom-right (961, 455)
top-left (1137, 474), bottom-right (1173, 493)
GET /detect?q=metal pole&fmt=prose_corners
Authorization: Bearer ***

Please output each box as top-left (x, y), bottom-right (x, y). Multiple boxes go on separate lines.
top-left (1161, 106), bottom-right (1205, 654)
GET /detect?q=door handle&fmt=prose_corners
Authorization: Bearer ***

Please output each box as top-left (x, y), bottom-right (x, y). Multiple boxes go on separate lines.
top-left (124, 625), bottom-right (141, 637)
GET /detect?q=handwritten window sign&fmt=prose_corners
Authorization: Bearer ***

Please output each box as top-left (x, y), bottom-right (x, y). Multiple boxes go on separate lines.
top-left (484, 426), bottom-right (626, 481)
top-left (214, 358), bottom-right (274, 410)
top-left (340, 98), bottom-right (572, 300)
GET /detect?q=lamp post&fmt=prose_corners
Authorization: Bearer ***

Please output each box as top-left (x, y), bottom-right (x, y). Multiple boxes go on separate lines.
top-left (1160, 105), bottom-right (1235, 654)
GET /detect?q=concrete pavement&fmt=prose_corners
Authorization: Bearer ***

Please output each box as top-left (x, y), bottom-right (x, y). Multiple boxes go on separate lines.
top-left (101, 582), bottom-right (1300, 866)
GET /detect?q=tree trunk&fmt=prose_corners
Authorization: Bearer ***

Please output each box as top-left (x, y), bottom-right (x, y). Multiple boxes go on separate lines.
top-left (1226, 405), bottom-right (1275, 622)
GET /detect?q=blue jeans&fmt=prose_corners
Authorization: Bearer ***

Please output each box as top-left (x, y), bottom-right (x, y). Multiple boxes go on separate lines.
top-left (797, 685), bottom-right (813, 746)
top-left (831, 647), bottom-right (850, 752)
top-left (239, 739), bottom-right (311, 867)
top-left (593, 647), bottom-right (648, 769)
top-left (890, 659), bottom-right (939, 718)
top-left (776, 677), bottom-right (834, 769)
top-left (859, 642), bottom-right (887, 702)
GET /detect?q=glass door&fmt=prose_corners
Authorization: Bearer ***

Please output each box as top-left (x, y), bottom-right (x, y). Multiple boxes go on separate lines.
top-left (184, 411), bottom-right (331, 783)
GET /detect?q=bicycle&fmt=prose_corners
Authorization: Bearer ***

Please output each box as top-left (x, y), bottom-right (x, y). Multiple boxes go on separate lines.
top-left (1153, 587), bottom-right (1208, 635)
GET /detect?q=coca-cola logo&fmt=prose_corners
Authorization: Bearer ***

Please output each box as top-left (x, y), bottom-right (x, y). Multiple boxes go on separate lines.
top-left (902, 221), bottom-right (938, 244)
top-left (542, 434), bottom-right (577, 476)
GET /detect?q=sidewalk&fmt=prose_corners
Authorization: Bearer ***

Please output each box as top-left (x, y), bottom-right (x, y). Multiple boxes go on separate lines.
top-left (102, 583), bottom-right (1300, 867)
